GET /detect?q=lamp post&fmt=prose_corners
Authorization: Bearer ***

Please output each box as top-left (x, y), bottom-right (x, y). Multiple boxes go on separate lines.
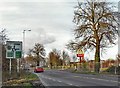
top-left (22, 29), bottom-right (31, 67)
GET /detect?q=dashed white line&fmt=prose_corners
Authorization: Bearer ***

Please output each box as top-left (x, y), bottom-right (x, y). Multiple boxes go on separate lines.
top-left (52, 79), bottom-right (56, 81)
top-left (74, 75), bottom-right (119, 83)
top-left (67, 83), bottom-right (73, 85)
top-left (69, 84), bottom-right (73, 85)
top-left (58, 80), bottom-right (62, 82)
top-left (48, 78), bottom-right (52, 80)
top-left (75, 85), bottom-right (79, 87)
top-left (91, 78), bottom-right (95, 79)
top-left (90, 77), bottom-right (119, 83)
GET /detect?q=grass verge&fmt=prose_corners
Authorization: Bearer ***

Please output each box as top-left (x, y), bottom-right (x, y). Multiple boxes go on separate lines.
top-left (3, 70), bottom-right (39, 87)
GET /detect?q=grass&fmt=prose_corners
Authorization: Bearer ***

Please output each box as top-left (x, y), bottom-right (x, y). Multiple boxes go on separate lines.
top-left (25, 72), bottom-right (38, 80)
top-left (3, 70), bottom-right (39, 87)
top-left (22, 83), bottom-right (33, 88)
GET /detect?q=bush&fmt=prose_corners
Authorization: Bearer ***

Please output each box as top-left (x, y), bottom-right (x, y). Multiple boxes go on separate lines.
top-left (104, 66), bottom-right (120, 74)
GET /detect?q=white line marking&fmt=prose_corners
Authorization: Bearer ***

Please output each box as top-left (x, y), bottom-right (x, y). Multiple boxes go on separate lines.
top-left (75, 85), bottom-right (79, 87)
top-left (58, 80), bottom-right (62, 82)
top-left (74, 75), bottom-right (120, 83)
top-left (69, 84), bottom-right (73, 85)
top-left (90, 77), bottom-right (119, 83)
top-left (52, 79), bottom-right (56, 81)
top-left (67, 83), bottom-right (73, 85)
top-left (48, 78), bottom-right (52, 80)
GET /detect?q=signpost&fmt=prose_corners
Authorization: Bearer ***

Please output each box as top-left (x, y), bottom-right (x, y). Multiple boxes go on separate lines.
top-left (6, 41), bottom-right (22, 78)
top-left (76, 49), bottom-right (84, 70)
top-left (76, 49), bottom-right (84, 62)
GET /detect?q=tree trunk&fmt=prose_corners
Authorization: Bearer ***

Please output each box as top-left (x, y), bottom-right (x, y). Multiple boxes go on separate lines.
top-left (36, 54), bottom-right (40, 66)
top-left (37, 61), bottom-right (39, 66)
top-left (50, 63), bottom-right (52, 69)
top-left (94, 42), bottom-right (100, 73)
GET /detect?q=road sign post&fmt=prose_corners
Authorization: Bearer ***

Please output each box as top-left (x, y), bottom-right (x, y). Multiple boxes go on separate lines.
top-left (9, 58), bottom-right (11, 78)
top-left (76, 49), bottom-right (84, 71)
top-left (6, 41), bottom-right (22, 78)
top-left (76, 49), bottom-right (84, 62)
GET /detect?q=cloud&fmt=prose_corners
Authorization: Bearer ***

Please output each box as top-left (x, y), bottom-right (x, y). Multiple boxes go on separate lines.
top-left (38, 32), bottom-right (56, 45)
top-left (42, 35), bottom-right (56, 44)
top-left (0, 0), bottom-right (77, 2)
top-left (1, 0), bottom-right (119, 3)
top-left (23, 28), bottom-right (56, 52)
top-left (0, 1), bottom-right (118, 60)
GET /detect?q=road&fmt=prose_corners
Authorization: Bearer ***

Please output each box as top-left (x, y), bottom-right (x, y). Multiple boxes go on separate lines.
top-left (35, 70), bottom-right (119, 88)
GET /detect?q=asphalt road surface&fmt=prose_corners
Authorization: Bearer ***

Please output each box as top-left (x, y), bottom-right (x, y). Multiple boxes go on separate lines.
top-left (35, 70), bottom-right (119, 88)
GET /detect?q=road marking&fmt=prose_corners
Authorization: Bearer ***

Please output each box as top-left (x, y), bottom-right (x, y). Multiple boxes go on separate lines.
top-left (75, 85), bottom-right (79, 87)
top-left (74, 75), bottom-right (120, 83)
top-left (52, 79), bottom-right (56, 81)
top-left (91, 78), bottom-right (96, 79)
top-left (58, 80), bottom-right (62, 82)
top-left (89, 77), bottom-right (119, 83)
top-left (48, 78), bottom-right (52, 80)
top-left (74, 76), bottom-right (80, 77)
top-left (67, 83), bottom-right (73, 85)
top-left (69, 84), bottom-right (73, 85)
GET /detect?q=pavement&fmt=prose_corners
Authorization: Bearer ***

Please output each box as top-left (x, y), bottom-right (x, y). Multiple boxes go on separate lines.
top-left (35, 69), bottom-right (120, 88)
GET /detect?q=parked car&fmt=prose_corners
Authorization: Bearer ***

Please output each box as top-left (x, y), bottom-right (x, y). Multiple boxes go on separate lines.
top-left (34, 66), bottom-right (44, 73)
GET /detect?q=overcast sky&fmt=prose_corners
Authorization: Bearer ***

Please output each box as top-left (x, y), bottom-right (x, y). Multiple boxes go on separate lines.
top-left (0, 0), bottom-right (120, 60)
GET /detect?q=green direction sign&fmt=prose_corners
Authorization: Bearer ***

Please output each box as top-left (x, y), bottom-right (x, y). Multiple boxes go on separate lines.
top-left (6, 41), bottom-right (22, 59)
top-left (6, 51), bottom-right (14, 58)
top-left (15, 51), bottom-right (22, 58)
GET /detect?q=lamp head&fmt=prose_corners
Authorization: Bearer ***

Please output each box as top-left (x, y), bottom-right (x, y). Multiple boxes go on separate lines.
top-left (28, 29), bottom-right (31, 31)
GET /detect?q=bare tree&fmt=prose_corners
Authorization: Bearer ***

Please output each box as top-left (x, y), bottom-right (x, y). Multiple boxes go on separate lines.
top-left (67, 0), bottom-right (118, 73)
top-left (49, 49), bottom-right (61, 69)
top-left (62, 50), bottom-right (70, 66)
top-left (0, 28), bottom-right (9, 44)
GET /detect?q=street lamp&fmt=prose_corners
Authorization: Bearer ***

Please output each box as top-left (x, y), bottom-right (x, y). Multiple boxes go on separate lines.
top-left (22, 29), bottom-right (31, 64)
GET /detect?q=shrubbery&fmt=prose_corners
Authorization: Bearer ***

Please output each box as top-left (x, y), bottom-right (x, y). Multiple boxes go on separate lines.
top-left (104, 66), bottom-right (120, 74)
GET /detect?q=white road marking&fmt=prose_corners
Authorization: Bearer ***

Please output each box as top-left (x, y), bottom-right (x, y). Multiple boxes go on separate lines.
top-left (58, 80), bottom-right (62, 82)
top-left (48, 78), bottom-right (52, 80)
top-left (69, 84), bottom-right (73, 85)
top-left (74, 75), bottom-right (120, 83)
top-left (75, 85), bottom-right (79, 87)
top-left (74, 76), bottom-right (79, 77)
top-left (67, 83), bottom-right (73, 85)
top-left (52, 79), bottom-right (56, 81)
